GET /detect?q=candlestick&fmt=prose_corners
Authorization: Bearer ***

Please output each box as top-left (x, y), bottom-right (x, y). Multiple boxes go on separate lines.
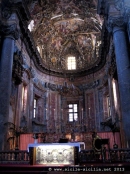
top-left (89, 108), bottom-right (90, 118)
top-left (61, 109), bottom-right (63, 119)
top-left (82, 108), bottom-right (83, 119)
top-left (54, 108), bottom-right (56, 120)
top-left (46, 108), bottom-right (48, 120)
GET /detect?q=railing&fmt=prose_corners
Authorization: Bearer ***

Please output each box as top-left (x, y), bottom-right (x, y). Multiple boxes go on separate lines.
top-left (109, 149), bottom-right (130, 162)
top-left (79, 148), bottom-right (130, 164)
top-left (0, 150), bottom-right (29, 164)
top-left (0, 148), bottom-right (130, 164)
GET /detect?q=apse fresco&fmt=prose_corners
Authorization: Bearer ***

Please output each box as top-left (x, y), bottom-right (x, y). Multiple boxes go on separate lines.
top-left (28, 0), bottom-right (102, 73)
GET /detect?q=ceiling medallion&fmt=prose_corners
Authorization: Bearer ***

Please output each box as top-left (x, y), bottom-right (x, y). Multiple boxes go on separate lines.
top-left (51, 57), bottom-right (57, 63)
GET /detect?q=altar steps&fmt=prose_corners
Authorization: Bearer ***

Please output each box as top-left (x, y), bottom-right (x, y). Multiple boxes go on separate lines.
top-left (0, 164), bottom-right (129, 174)
top-left (0, 165), bottom-right (48, 174)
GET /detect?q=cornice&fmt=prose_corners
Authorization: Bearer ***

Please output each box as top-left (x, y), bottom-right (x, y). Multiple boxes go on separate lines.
top-left (97, 0), bottom-right (130, 37)
top-left (1, 21), bottom-right (20, 40)
top-left (1, 0), bottom-right (30, 20)
top-left (97, 0), bottom-right (123, 17)
top-left (107, 16), bottom-right (125, 32)
top-left (33, 82), bottom-right (47, 94)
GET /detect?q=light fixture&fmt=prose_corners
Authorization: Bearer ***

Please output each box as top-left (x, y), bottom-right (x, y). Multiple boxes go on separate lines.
top-left (57, 81), bottom-right (75, 95)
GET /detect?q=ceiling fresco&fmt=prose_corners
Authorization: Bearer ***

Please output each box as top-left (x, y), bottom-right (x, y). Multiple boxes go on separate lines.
top-left (27, 0), bottom-right (103, 76)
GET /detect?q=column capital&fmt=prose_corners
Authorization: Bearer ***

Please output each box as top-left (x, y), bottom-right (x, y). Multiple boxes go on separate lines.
top-left (1, 21), bottom-right (20, 40)
top-left (107, 16), bottom-right (125, 33)
top-left (1, 0), bottom-right (22, 19)
top-left (123, 0), bottom-right (130, 17)
top-left (114, 0), bottom-right (123, 11)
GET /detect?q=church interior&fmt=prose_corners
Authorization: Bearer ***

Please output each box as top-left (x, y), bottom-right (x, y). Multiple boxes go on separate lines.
top-left (0, 0), bottom-right (130, 173)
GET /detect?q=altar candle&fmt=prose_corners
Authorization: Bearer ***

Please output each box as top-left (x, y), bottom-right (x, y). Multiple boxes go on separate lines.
top-left (46, 108), bottom-right (48, 120)
top-left (82, 108), bottom-right (83, 119)
top-left (54, 108), bottom-right (56, 120)
top-left (61, 109), bottom-right (63, 119)
top-left (89, 108), bottom-right (90, 117)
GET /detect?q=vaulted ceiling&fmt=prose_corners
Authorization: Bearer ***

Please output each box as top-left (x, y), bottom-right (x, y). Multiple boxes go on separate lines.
top-left (27, 0), bottom-right (105, 77)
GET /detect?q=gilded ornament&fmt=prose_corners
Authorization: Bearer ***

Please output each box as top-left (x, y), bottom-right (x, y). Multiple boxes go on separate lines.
top-left (51, 57), bottom-right (57, 63)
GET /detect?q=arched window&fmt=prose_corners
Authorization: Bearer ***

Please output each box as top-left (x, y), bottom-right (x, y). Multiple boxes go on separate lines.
top-left (67, 56), bottom-right (76, 70)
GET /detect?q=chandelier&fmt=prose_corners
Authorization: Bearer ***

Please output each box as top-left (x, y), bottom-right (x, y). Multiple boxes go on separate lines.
top-left (57, 81), bottom-right (75, 95)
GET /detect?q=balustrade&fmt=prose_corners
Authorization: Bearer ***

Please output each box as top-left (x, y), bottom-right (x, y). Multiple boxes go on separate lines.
top-left (79, 148), bottom-right (130, 164)
top-left (0, 148), bottom-right (130, 164)
top-left (0, 150), bottom-right (29, 164)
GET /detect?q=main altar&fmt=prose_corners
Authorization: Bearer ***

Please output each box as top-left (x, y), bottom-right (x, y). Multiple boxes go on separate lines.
top-left (28, 142), bottom-right (85, 166)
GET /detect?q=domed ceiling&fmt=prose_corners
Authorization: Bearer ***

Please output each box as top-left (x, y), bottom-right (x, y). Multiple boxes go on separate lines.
top-left (27, 0), bottom-right (103, 77)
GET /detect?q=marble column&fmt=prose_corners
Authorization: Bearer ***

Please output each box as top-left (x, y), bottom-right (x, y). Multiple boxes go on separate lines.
top-left (112, 24), bottom-right (130, 147)
top-left (0, 22), bottom-right (19, 150)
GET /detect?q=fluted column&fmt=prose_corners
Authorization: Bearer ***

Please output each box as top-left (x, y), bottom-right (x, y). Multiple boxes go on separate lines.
top-left (108, 16), bottom-right (130, 147)
top-left (0, 21), bottom-right (19, 150)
